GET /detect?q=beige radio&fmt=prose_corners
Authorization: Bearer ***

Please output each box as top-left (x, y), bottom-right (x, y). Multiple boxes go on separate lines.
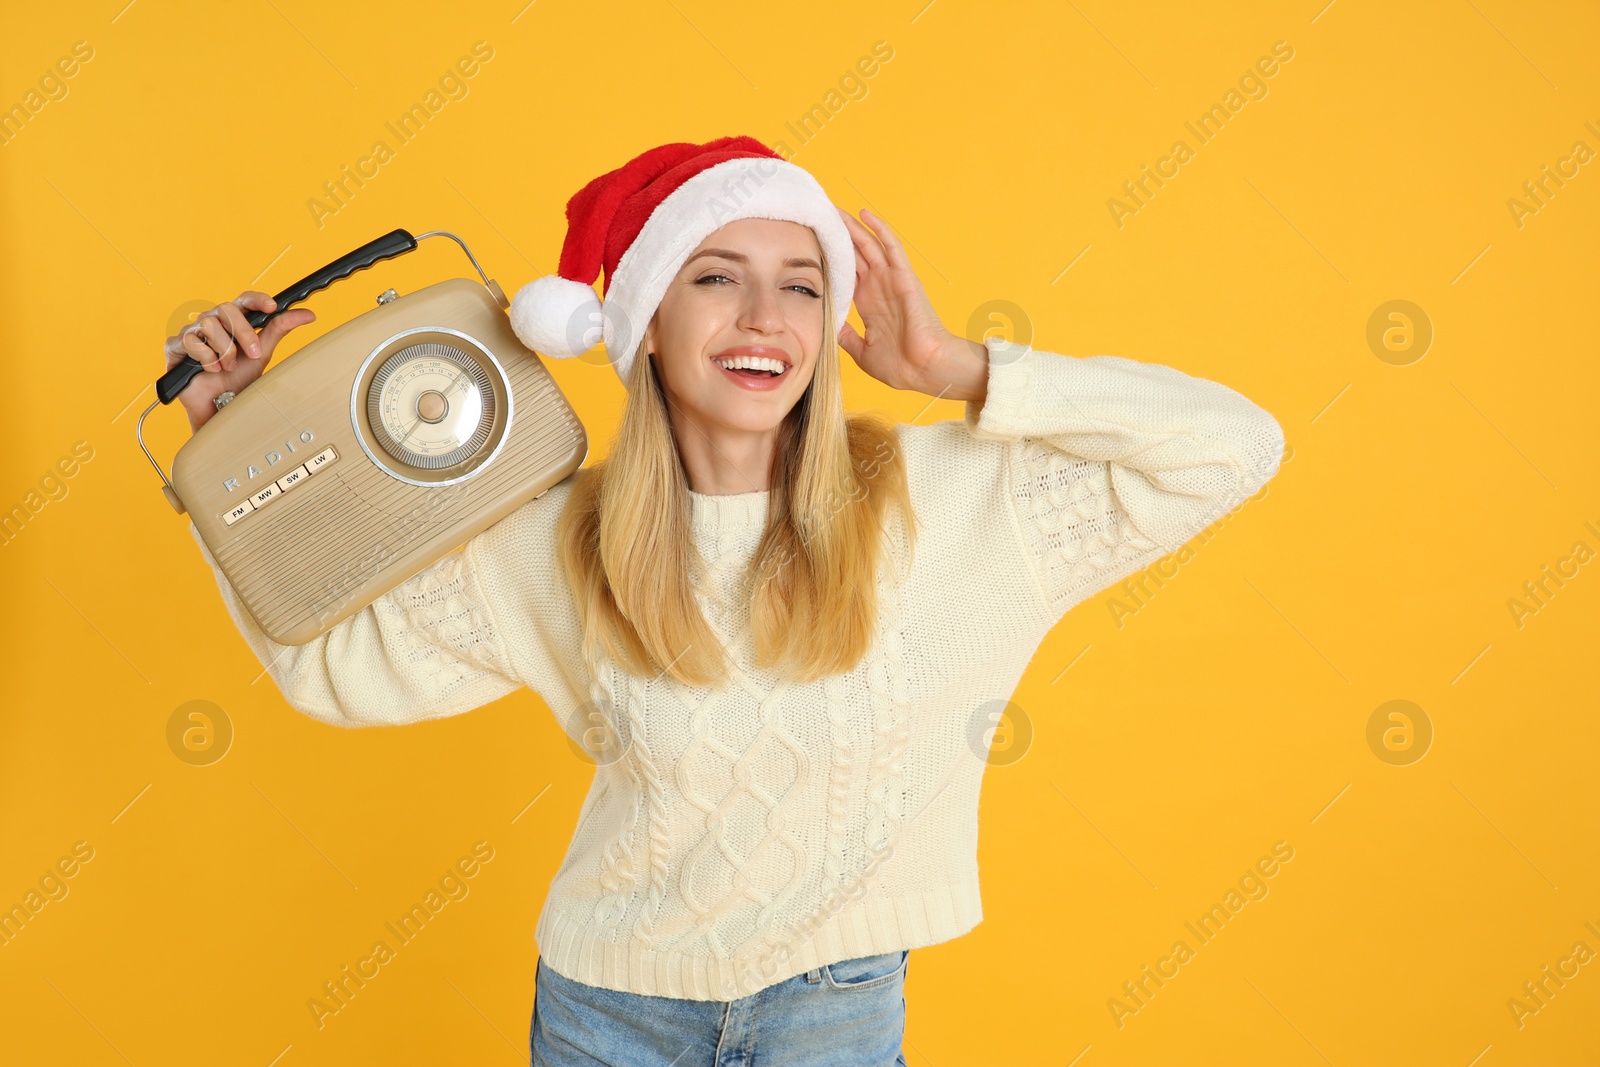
top-left (138, 228), bottom-right (588, 645)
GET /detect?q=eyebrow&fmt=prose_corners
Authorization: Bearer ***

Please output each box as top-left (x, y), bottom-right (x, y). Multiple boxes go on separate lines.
top-left (687, 248), bottom-right (823, 271)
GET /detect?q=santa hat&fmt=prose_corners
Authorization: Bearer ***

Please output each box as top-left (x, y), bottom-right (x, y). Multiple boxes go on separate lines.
top-left (508, 135), bottom-right (855, 386)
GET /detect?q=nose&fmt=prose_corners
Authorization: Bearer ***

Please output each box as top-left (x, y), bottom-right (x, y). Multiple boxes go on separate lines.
top-left (736, 280), bottom-right (785, 336)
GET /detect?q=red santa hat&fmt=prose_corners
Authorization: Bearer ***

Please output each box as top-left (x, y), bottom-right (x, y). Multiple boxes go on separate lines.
top-left (508, 135), bottom-right (855, 386)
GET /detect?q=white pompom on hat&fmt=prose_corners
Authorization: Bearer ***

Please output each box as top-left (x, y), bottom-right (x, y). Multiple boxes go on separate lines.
top-left (507, 274), bottom-right (604, 358)
top-left (508, 135), bottom-right (856, 387)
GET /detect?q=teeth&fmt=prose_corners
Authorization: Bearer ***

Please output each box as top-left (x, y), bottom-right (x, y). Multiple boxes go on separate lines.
top-left (713, 355), bottom-right (786, 375)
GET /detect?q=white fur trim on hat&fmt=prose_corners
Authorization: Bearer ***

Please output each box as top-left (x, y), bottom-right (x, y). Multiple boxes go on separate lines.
top-left (509, 274), bottom-right (604, 358)
top-left (600, 157), bottom-right (856, 385)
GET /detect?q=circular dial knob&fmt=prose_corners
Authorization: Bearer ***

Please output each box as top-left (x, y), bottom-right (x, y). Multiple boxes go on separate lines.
top-left (366, 342), bottom-right (496, 469)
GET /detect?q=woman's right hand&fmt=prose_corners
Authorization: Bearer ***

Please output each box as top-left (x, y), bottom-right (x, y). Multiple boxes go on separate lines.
top-left (163, 291), bottom-right (317, 432)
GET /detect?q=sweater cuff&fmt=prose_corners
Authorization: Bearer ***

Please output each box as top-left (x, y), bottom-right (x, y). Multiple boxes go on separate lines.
top-left (963, 336), bottom-right (1038, 440)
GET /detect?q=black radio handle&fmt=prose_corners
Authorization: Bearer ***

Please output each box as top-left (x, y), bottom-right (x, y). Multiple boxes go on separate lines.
top-left (154, 228), bottom-right (419, 405)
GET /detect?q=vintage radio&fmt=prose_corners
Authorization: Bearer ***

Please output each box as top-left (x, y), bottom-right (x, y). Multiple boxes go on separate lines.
top-left (138, 228), bottom-right (588, 645)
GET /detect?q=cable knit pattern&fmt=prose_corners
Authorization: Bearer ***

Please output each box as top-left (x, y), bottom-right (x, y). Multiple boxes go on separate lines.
top-left (192, 336), bottom-right (1284, 999)
top-left (861, 553), bottom-right (911, 866)
top-left (1012, 446), bottom-right (1164, 614)
top-left (819, 669), bottom-right (853, 905)
top-left (379, 548), bottom-right (515, 691)
top-left (592, 661), bottom-right (641, 930)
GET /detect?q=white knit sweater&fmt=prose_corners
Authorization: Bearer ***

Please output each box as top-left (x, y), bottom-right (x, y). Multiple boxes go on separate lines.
top-left (191, 336), bottom-right (1284, 1001)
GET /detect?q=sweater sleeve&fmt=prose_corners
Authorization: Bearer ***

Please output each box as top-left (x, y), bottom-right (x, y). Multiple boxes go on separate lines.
top-left (961, 335), bottom-right (1285, 620)
top-left (189, 522), bottom-right (523, 728)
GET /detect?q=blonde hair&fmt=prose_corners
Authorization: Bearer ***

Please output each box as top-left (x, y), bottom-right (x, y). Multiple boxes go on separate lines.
top-left (557, 254), bottom-right (917, 688)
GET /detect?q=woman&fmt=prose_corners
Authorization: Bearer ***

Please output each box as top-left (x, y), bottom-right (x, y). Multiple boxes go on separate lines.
top-left (168, 135), bottom-right (1285, 1066)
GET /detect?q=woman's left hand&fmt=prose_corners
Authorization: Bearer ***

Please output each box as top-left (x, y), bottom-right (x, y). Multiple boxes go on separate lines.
top-left (835, 206), bottom-right (988, 403)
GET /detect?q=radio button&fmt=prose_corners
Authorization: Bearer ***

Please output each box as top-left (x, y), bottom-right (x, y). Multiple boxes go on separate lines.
top-left (222, 498), bottom-right (256, 526)
top-left (305, 445), bottom-right (338, 473)
top-left (275, 464), bottom-right (311, 492)
top-left (249, 482), bottom-right (282, 509)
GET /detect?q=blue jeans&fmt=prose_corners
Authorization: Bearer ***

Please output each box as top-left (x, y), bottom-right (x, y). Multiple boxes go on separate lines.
top-left (529, 949), bottom-right (910, 1066)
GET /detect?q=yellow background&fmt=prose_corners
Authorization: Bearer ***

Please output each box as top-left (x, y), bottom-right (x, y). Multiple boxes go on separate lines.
top-left (3, 0), bottom-right (1598, 1063)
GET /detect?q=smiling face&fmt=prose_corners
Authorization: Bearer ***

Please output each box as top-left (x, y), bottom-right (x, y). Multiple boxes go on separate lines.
top-left (643, 217), bottom-right (827, 439)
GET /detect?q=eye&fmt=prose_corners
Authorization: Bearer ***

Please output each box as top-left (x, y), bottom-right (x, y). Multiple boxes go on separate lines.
top-left (694, 272), bottom-right (819, 297)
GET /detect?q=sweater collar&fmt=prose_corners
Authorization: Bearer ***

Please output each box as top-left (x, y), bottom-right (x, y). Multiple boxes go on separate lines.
top-left (688, 487), bottom-right (769, 535)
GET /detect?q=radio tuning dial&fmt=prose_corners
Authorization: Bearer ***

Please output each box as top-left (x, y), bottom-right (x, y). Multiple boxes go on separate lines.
top-left (365, 342), bottom-right (496, 470)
